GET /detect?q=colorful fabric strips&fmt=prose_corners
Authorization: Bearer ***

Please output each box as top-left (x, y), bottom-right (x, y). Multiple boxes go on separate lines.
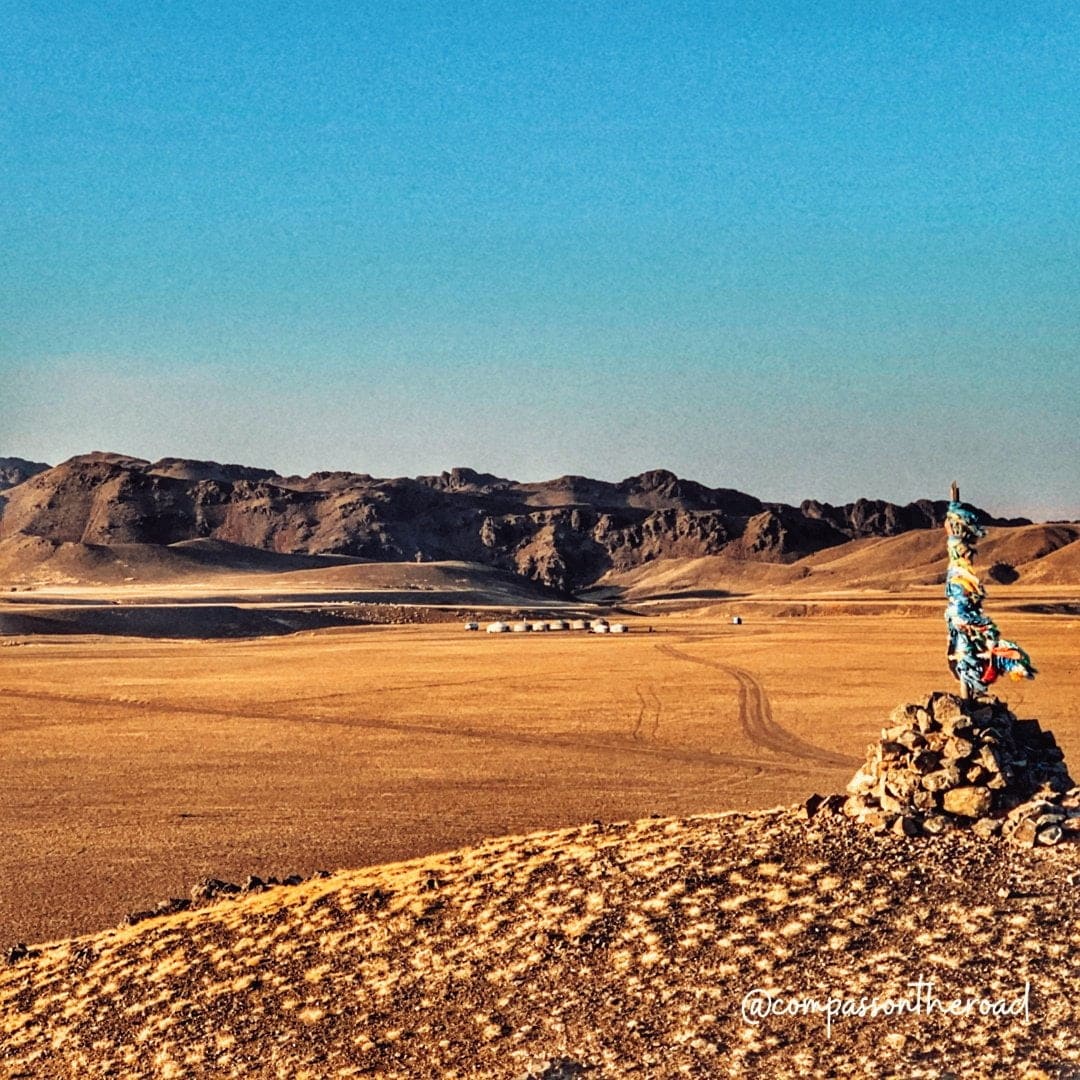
top-left (944, 501), bottom-right (1036, 694)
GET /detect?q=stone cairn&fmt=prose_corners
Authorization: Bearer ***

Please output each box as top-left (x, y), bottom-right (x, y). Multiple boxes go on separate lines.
top-left (843, 691), bottom-right (1079, 846)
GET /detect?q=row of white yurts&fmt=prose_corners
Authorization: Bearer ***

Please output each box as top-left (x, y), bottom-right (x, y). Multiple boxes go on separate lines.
top-left (470, 618), bottom-right (628, 634)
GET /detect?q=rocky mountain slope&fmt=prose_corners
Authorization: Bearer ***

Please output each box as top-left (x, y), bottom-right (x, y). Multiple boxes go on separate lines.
top-left (0, 453), bottom-right (1032, 592)
top-left (0, 457), bottom-right (50, 491)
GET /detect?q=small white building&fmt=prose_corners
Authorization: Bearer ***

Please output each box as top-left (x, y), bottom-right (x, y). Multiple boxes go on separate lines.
top-left (464, 621), bottom-right (479, 631)
top-left (731, 616), bottom-right (742, 625)
top-left (610, 623), bottom-right (628, 634)
top-left (548, 620), bottom-right (568, 631)
top-left (590, 618), bottom-right (609, 631)
top-left (512, 622), bottom-right (530, 633)
top-left (486, 621), bottom-right (509, 633)
top-left (531, 620), bottom-right (548, 632)
top-left (592, 623), bottom-right (610, 634)
top-left (570, 619), bottom-right (588, 631)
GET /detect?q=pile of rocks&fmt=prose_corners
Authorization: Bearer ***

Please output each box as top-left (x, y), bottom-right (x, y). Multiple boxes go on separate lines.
top-left (121, 870), bottom-right (331, 928)
top-left (844, 692), bottom-right (1077, 845)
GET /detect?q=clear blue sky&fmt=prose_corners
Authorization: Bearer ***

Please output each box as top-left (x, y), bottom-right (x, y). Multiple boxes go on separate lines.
top-left (3, 2), bottom-right (1077, 518)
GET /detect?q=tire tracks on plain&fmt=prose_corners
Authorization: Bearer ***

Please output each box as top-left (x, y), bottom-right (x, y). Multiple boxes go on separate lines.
top-left (0, 686), bottom-right (803, 775)
top-left (632, 686), bottom-right (647, 742)
top-left (646, 683), bottom-right (662, 739)
top-left (656, 644), bottom-right (857, 768)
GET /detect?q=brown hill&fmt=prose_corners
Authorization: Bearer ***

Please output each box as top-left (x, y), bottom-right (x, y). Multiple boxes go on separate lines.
top-left (1, 453), bottom-right (1024, 593)
top-left (0, 535), bottom-right (362, 587)
top-left (587, 554), bottom-right (806, 601)
top-left (0, 534), bottom-right (565, 606)
top-left (798, 523), bottom-right (1080, 590)
top-left (3, 801), bottom-right (1079, 1078)
top-left (981, 529), bottom-right (1080, 587)
top-left (1016, 539), bottom-right (1080, 585)
top-left (599, 523), bottom-right (1080, 599)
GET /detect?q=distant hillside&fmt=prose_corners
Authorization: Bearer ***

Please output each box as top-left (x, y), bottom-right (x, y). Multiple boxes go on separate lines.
top-left (598, 523), bottom-right (1080, 599)
top-left (0, 456), bottom-right (50, 491)
top-left (0, 452), bottom-right (1035, 591)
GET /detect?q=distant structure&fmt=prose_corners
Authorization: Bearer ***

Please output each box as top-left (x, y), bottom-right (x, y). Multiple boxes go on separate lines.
top-left (475, 616), bottom-right (628, 638)
top-left (731, 616), bottom-right (742, 625)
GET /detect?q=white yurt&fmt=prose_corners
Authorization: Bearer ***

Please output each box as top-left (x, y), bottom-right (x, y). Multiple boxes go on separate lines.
top-left (610, 623), bottom-right (628, 633)
top-left (548, 620), bottom-right (568, 631)
top-left (731, 615), bottom-right (742, 625)
top-left (589, 618), bottom-right (609, 631)
top-left (592, 623), bottom-right (610, 634)
top-left (486, 621), bottom-right (509, 633)
top-left (464, 621), bottom-right (479, 631)
top-left (531, 621), bottom-right (548, 632)
top-left (512, 622), bottom-right (530, 632)
top-left (570, 619), bottom-right (588, 631)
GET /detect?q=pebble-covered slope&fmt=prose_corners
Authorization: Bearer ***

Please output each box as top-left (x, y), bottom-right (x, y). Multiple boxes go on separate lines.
top-left (4, 801), bottom-right (1080, 1079)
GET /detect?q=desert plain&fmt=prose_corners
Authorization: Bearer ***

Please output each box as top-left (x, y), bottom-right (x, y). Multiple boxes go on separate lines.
top-left (2, 578), bottom-right (1076, 947)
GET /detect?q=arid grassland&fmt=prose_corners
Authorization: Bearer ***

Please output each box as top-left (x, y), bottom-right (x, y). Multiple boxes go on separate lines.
top-left (2, 610), bottom-right (1076, 945)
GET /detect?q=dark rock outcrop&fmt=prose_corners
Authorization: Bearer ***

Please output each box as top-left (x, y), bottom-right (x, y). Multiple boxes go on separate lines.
top-left (800, 496), bottom-right (1029, 537)
top-left (0, 457), bottom-right (51, 491)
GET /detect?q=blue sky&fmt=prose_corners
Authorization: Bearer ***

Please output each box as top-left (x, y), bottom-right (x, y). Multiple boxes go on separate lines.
top-left (3, 1), bottom-right (1078, 518)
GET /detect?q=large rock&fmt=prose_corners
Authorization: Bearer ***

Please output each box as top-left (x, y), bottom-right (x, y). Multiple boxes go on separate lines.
top-left (942, 786), bottom-right (992, 818)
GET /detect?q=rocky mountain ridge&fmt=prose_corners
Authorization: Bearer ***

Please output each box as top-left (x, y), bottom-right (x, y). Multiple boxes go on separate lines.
top-left (0, 457), bottom-right (51, 490)
top-left (0, 452), bottom-right (1029, 591)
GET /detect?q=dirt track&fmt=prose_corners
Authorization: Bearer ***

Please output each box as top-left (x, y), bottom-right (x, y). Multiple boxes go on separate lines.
top-left (1, 611), bottom-right (1076, 945)
top-left (657, 644), bottom-right (857, 767)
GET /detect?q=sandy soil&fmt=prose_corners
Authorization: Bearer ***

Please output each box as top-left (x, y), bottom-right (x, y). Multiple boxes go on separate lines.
top-left (2, 607), bottom-right (1077, 946)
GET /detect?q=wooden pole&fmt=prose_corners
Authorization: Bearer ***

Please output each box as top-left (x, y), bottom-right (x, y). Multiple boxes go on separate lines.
top-left (949, 480), bottom-right (970, 698)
